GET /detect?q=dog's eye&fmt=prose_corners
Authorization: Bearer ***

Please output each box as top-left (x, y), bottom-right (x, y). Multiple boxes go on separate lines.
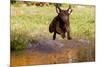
top-left (63, 11), bottom-right (67, 14)
top-left (64, 11), bottom-right (66, 12)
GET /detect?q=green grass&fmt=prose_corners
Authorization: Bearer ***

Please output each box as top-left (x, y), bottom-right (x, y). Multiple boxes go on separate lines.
top-left (11, 5), bottom-right (95, 50)
top-left (70, 6), bottom-right (95, 39)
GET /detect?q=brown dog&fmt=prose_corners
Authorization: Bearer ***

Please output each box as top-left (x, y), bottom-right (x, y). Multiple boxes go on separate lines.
top-left (49, 5), bottom-right (72, 40)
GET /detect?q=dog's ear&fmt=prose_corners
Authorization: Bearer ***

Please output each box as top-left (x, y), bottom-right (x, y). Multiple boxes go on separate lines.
top-left (67, 5), bottom-right (72, 15)
top-left (55, 3), bottom-right (62, 13)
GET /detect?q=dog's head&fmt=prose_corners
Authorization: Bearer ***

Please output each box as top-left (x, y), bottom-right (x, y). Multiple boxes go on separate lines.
top-left (58, 5), bottom-right (72, 16)
top-left (55, 5), bottom-right (72, 23)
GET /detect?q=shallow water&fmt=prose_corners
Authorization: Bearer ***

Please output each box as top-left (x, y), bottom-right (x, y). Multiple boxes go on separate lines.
top-left (11, 40), bottom-right (95, 67)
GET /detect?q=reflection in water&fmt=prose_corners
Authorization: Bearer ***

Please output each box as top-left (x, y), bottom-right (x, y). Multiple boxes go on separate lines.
top-left (11, 48), bottom-right (78, 67)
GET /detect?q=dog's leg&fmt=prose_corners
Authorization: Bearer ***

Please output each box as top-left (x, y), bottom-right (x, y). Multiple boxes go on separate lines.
top-left (67, 30), bottom-right (72, 40)
top-left (53, 32), bottom-right (56, 40)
